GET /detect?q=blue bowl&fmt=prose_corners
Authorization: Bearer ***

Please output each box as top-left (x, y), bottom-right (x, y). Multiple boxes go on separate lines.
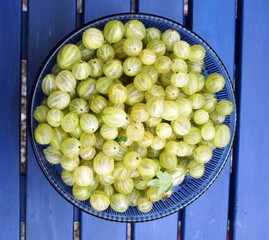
top-left (30, 13), bottom-right (236, 222)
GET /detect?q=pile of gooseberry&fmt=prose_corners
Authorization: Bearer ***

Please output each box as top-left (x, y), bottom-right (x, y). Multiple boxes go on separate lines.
top-left (34, 19), bottom-right (233, 213)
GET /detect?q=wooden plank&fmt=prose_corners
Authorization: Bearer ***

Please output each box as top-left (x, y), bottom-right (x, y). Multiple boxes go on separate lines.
top-left (138, 0), bottom-right (185, 23)
top-left (26, 1), bottom-right (76, 239)
top-left (232, 1), bottom-right (269, 239)
top-left (81, 216), bottom-right (127, 240)
top-left (132, 2), bottom-right (185, 240)
top-left (181, 1), bottom-right (236, 239)
top-left (132, 213), bottom-right (179, 240)
top-left (80, 2), bottom-right (131, 239)
top-left (190, 1), bottom-right (236, 76)
top-left (182, 164), bottom-right (230, 240)
top-left (0, 1), bottom-right (21, 239)
top-left (83, 0), bottom-right (131, 23)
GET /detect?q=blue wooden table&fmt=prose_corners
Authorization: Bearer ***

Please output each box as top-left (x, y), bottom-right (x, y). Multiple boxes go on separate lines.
top-left (1, 0), bottom-right (269, 239)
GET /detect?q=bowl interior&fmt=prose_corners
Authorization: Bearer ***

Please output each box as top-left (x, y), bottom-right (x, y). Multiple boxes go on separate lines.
top-left (30, 13), bottom-right (236, 222)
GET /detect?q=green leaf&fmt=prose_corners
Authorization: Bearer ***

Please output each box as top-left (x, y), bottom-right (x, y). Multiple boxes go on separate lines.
top-left (163, 171), bottom-right (173, 181)
top-left (156, 171), bottom-right (166, 179)
top-left (147, 171), bottom-right (173, 196)
top-left (147, 179), bottom-right (161, 187)
top-left (117, 136), bottom-right (128, 143)
top-left (158, 182), bottom-right (173, 195)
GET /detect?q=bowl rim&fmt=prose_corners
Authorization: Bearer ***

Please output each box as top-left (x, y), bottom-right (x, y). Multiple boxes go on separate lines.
top-left (29, 12), bottom-right (237, 222)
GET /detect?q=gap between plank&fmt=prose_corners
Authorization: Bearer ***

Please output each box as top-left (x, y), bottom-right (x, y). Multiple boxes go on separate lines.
top-left (21, 4), bottom-right (27, 240)
top-left (74, 207), bottom-right (81, 240)
top-left (20, 174), bottom-right (26, 240)
top-left (127, 223), bottom-right (131, 240)
top-left (131, 0), bottom-right (137, 13)
top-left (22, 0), bottom-right (27, 11)
top-left (228, 0), bottom-right (243, 239)
top-left (184, 0), bottom-right (188, 16)
top-left (21, 59), bottom-right (27, 174)
top-left (21, 0), bottom-right (28, 175)
top-left (21, 222), bottom-right (25, 240)
top-left (76, 0), bottom-right (83, 28)
top-left (184, 0), bottom-right (192, 29)
top-left (74, 222), bottom-right (80, 240)
top-left (178, 220), bottom-right (182, 240)
top-left (77, 0), bottom-right (82, 13)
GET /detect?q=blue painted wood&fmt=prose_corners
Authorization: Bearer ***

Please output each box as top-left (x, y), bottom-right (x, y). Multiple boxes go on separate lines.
top-left (3, 1), bottom-right (269, 240)
top-left (138, 0), bottom-right (185, 22)
top-left (232, 1), bottom-right (269, 239)
top-left (132, 213), bottom-right (179, 240)
top-left (81, 216), bottom-right (127, 240)
top-left (0, 1), bottom-right (21, 239)
top-left (191, 1), bottom-right (236, 78)
top-left (182, 164), bottom-right (230, 240)
top-left (26, 1), bottom-right (77, 239)
top-left (182, 1), bottom-right (236, 240)
top-left (80, 2), bottom-right (131, 239)
top-left (132, 2), bottom-right (185, 239)
top-left (83, 0), bottom-right (131, 23)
